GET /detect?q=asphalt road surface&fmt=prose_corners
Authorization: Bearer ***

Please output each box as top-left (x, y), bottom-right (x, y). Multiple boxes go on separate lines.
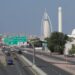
top-left (23, 52), bottom-right (72, 75)
top-left (0, 47), bottom-right (34, 75)
top-left (0, 58), bottom-right (34, 75)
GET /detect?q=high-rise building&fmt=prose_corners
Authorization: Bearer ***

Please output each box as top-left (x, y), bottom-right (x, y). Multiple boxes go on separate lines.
top-left (41, 9), bottom-right (52, 39)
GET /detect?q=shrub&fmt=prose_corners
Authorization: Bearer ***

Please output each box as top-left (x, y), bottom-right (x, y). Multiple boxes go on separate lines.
top-left (69, 45), bottom-right (75, 55)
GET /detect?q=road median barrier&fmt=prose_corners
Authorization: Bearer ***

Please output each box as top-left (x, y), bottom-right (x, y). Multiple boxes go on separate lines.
top-left (0, 49), bottom-right (7, 66)
top-left (16, 54), bottom-right (47, 75)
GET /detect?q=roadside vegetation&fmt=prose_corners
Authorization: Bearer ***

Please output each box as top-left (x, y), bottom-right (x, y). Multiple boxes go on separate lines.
top-left (69, 45), bottom-right (75, 56)
top-left (45, 32), bottom-right (69, 54)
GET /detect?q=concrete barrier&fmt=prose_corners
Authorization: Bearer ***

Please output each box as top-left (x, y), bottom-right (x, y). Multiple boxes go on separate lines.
top-left (16, 54), bottom-right (47, 75)
top-left (0, 49), bottom-right (6, 66)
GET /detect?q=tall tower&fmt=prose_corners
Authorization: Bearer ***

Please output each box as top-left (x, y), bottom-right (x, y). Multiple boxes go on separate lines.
top-left (58, 7), bottom-right (62, 32)
top-left (41, 9), bottom-right (52, 39)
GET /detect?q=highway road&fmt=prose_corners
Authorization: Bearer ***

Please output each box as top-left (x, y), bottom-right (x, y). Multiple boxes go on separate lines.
top-left (23, 52), bottom-right (72, 75)
top-left (22, 48), bottom-right (75, 65)
top-left (0, 57), bottom-right (34, 75)
top-left (0, 48), bottom-right (34, 75)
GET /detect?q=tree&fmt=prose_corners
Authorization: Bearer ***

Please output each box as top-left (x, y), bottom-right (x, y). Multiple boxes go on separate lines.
top-left (69, 45), bottom-right (75, 55)
top-left (47, 32), bottom-right (68, 54)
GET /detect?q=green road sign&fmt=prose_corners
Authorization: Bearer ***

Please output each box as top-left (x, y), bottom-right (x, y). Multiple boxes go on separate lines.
top-left (3, 36), bottom-right (27, 45)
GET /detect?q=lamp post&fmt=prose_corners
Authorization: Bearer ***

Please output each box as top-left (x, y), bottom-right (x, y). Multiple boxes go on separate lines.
top-left (28, 41), bottom-right (35, 64)
top-left (32, 42), bottom-right (35, 64)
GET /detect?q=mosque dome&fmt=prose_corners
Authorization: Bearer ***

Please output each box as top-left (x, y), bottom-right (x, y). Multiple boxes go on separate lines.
top-left (72, 29), bottom-right (75, 35)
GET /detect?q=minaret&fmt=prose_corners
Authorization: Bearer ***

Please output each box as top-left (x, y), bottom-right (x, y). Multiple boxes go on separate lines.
top-left (58, 6), bottom-right (62, 32)
top-left (41, 9), bottom-right (52, 39)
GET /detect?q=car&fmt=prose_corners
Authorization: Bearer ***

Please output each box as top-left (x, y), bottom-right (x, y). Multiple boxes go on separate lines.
top-left (7, 59), bottom-right (13, 65)
top-left (18, 50), bottom-right (22, 54)
top-left (6, 52), bottom-right (11, 56)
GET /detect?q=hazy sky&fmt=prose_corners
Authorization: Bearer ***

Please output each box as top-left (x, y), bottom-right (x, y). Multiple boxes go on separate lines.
top-left (0, 0), bottom-right (75, 36)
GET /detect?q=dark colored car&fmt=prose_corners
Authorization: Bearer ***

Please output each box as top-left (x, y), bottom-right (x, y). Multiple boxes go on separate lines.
top-left (6, 52), bottom-right (11, 56)
top-left (18, 50), bottom-right (22, 54)
top-left (7, 59), bottom-right (13, 65)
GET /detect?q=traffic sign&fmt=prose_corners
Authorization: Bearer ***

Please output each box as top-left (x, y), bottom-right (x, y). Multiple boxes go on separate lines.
top-left (3, 36), bottom-right (27, 45)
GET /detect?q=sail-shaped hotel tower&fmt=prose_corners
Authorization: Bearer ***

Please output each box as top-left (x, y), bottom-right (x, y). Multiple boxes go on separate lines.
top-left (41, 9), bottom-right (52, 39)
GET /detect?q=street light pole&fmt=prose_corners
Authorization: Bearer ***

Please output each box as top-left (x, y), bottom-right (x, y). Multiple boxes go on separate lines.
top-left (32, 43), bottom-right (35, 64)
top-left (28, 41), bottom-right (35, 64)
top-left (33, 46), bottom-right (35, 64)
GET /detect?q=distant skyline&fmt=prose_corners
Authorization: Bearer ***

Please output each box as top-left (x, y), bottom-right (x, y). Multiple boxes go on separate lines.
top-left (0, 0), bottom-right (75, 36)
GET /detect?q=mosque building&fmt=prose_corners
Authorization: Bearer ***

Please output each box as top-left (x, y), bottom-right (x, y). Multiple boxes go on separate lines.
top-left (68, 29), bottom-right (75, 38)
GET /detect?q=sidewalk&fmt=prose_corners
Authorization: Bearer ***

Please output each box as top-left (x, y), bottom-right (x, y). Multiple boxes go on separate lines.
top-left (51, 54), bottom-right (75, 62)
top-left (36, 54), bottom-right (75, 75)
